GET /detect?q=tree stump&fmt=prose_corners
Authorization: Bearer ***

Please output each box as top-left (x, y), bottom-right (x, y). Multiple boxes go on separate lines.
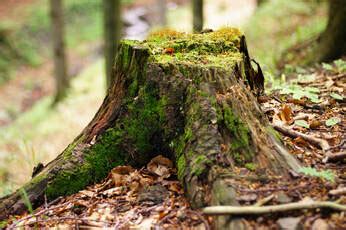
top-left (0, 28), bottom-right (301, 228)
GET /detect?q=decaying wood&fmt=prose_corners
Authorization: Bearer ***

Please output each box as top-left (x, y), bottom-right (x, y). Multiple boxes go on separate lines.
top-left (0, 29), bottom-right (301, 229)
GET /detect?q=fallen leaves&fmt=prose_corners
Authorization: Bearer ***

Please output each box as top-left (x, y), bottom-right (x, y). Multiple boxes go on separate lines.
top-left (111, 165), bottom-right (134, 186)
top-left (7, 155), bottom-right (207, 229)
top-left (279, 104), bottom-right (293, 123)
top-left (147, 155), bottom-right (174, 179)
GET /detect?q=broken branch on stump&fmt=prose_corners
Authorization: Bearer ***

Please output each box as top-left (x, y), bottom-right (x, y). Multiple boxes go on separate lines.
top-left (203, 201), bottom-right (346, 215)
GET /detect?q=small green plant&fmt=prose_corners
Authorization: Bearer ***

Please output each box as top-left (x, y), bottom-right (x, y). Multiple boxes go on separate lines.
top-left (330, 92), bottom-right (344, 101)
top-left (294, 120), bottom-right (309, 129)
top-left (325, 117), bottom-right (341, 127)
top-left (322, 59), bottom-right (346, 73)
top-left (0, 220), bottom-right (8, 228)
top-left (299, 167), bottom-right (335, 182)
top-left (20, 188), bottom-right (34, 214)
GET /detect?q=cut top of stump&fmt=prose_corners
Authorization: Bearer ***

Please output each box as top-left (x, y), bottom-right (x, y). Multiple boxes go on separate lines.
top-left (121, 28), bottom-right (243, 69)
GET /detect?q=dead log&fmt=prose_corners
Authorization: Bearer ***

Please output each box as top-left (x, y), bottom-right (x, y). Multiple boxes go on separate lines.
top-left (0, 28), bottom-right (301, 228)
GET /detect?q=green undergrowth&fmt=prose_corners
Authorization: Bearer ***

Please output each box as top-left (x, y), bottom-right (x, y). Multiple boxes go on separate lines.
top-left (0, 59), bottom-right (104, 197)
top-left (266, 59), bottom-right (346, 99)
top-left (299, 167), bottom-right (335, 182)
top-left (244, 0), bottom-right (327, 73)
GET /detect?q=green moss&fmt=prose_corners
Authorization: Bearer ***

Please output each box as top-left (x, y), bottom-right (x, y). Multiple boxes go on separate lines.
top-left (222, 103), bottom-right (253, 165)
top-left (266, 126), bottom-right (282, 142)
top-left (125, 28), bottom-right (243, 70)
top-left (191, 155), bottom-right (211, 176)
top-left (46, 72), bottom-right (167, 199)
top-left (46, 128), bottom-right (126, 199)
top-left (177, 155), bottom-right (186, 181)
top-left (0, 220), bottom-right (8, 229)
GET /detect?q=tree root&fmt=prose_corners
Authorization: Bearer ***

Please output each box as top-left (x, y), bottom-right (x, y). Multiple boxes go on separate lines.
top-left (272, 123), bottom-right (330, 151)
top-left (203, 201), bottom-right (346, 215)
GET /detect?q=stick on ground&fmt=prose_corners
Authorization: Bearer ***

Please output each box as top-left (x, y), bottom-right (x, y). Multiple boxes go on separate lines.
top-left (203, 201), bottom-right (346, 215)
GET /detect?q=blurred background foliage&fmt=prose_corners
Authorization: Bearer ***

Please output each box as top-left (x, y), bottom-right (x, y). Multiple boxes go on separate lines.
top-left (0, 0), bottom-right (328, 196)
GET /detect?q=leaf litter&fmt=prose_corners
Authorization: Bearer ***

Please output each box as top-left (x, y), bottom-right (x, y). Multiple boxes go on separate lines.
top-left (6, 156), bottom-right (208, 229)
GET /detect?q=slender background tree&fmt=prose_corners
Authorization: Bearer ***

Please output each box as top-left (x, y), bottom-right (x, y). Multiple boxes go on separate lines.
top-left (157, 0), bottom-right (167, 27)
top-left (192, 0), bottom-right (203, 32)
top-left (103, 0), bottom-right (122, 89)
top-left (50, 0), bottom-right (69, 104)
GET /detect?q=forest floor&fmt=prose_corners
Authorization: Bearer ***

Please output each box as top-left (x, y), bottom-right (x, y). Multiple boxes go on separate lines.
top-left (4, 60), bottom-right (345, 229)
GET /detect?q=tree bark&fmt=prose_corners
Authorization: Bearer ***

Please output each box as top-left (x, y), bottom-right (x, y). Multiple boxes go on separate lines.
top-left (50, 0), bottom-right (69, 104)
top-left (317, 0), bottom-right (346, 62)
top-left (192, 0), bottom-right (203, 32)
top-left (0, 29), bottom-right (301, 228)
top-left (103, 0), bottom-right (122, 88)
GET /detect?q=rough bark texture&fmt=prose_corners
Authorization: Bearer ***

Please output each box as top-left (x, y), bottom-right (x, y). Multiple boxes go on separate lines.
top-left (50, 0), bottom-right (69, 103)
top-left (317, 0), bottom-right (346, 62)
top-left (0, 29), bottom-right (300, 228)
top-left (103, 0), bottom-right (122, 88)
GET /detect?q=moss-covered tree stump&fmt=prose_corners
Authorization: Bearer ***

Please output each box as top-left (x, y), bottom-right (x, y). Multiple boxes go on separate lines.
top-left (0, 28), bottom-right (301, 228)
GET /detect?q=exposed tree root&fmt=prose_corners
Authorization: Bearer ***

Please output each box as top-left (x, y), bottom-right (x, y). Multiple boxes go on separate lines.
top-left (272, 122), bottom-right (330, 151)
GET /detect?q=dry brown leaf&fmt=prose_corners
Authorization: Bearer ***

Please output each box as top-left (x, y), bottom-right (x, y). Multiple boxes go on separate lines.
top-left (293, 136), bottom-right (309, 147)
top-left (111, 165), bottom-right (135, 186)
top-left (147, 155), bottom-right (173, 178)
top-left (79, 190), bottom-right (95, 198)
top-left (309, 120), bottom-right (322, 129)
top-left (279, 104), bottom-right (293, 124)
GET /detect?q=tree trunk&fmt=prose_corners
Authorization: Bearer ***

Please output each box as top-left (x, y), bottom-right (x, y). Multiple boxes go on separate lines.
top-left (103, 0), bottom-right (122, 88)
top-left (156, 0), bottom-right (167, 27)
top-left (50, 0), bottom-right (69, 104)
top-left (0, 29), bottom-right (301, 228)
top-left (317, 0), bottom-right (346, 62)
top-left (192, 0), bottom-right (203, 32)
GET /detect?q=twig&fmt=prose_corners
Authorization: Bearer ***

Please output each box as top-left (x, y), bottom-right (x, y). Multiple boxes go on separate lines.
top-left (272, 123), bottom-right (330, 151)
top-left (323, 152), bottom-right (346, 163)
top-left (329, 187), bottom-right (346, 196)
top-left (254, 194), bottom-right (275, 207)
top-left (186, 210), bottom-right (210, 230)
top-left (8, 216), bottom-right (115, 229)
top-left (203, 201), bottom-right (346, 215)
top-left (331, 73), bottom-right (346, 80)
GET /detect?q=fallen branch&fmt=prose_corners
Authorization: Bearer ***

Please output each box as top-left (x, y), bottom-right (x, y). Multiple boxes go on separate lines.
top-left (203, 201), bottom-right (346, 215)
top-left (329, 187), bottom-right (346, 196)
top-left (323, 152), bottom-right (346, 163)
top-left (272, 123), bottom-right (330, 151)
